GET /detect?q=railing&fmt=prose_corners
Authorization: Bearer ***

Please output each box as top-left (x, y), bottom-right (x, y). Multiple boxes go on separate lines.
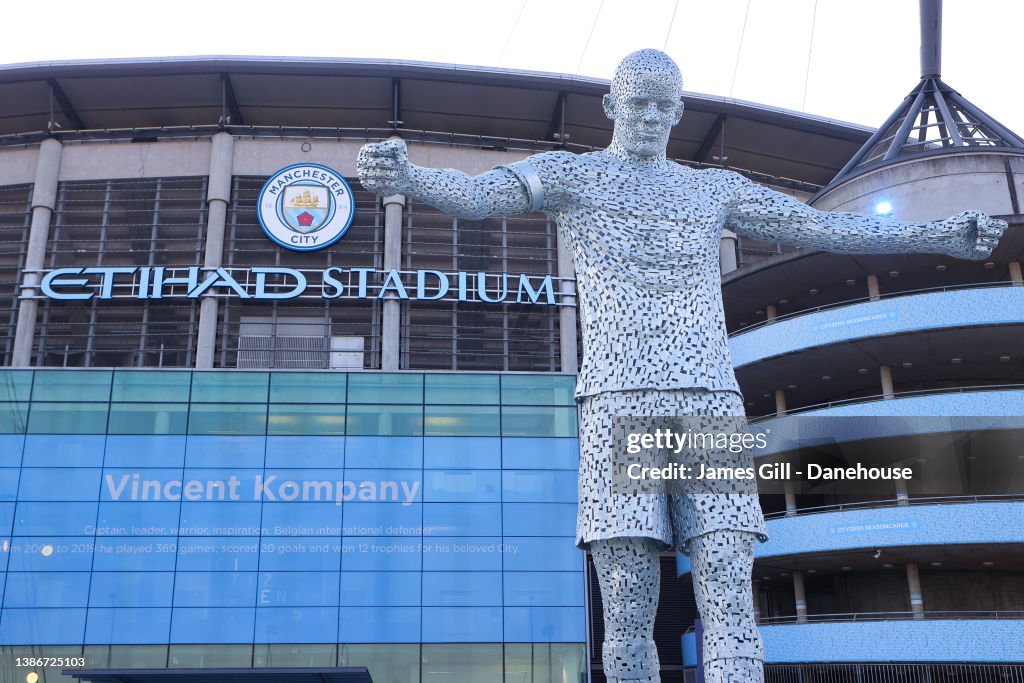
top-left (757, 610), bottom-right (1024, 625)
top-left (761, 663), bottom-right (1024, 683)
top-left (762, 493), bottom-right (1024, 520)
top-left (749, 382), bottom-right (1024, 420)
top-left (683, 610), bottom-right (1024, 635)
top-left (729, 280), bottom-right (1019, 337)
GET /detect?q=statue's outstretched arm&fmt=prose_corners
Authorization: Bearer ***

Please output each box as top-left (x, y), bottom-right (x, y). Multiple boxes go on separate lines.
top-left (357, 139), bottom-right (532, 220)
top-left (723, 173), bottom-right (1006, 260)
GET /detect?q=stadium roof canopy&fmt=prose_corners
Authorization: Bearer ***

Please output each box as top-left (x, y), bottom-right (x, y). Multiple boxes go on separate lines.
top-left (0, 56), bottom-right (872, 191)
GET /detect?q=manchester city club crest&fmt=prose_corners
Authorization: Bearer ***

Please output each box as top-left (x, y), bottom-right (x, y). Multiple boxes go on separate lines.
top-left (257, 163), bottom-right (355, 251)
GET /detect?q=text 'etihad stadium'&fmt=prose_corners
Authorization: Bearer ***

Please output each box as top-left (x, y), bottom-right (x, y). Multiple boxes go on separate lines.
top-left (35, 266), bottom-right (563, 305)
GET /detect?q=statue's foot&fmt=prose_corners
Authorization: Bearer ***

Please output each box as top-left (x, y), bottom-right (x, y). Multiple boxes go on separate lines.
top-left (703, 657), bottom-right (764, 683)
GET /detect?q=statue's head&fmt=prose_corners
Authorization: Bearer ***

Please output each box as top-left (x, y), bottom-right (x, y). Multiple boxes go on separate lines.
top-left (603, 49), bottom-right (684, 159)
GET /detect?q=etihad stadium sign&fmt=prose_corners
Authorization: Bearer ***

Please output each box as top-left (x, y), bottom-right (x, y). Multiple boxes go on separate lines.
top-left (36, 266), bottom-right (562, 305)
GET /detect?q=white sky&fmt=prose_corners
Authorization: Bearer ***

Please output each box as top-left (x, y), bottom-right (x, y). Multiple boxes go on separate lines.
top-left (2, 0), bottom-right (1021, 135)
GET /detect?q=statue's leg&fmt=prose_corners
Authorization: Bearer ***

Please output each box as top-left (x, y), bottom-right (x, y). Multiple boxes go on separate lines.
top-left (688, 530), bottom-right (764, 683)
top-left (590, 536), bottom-right (662, 683)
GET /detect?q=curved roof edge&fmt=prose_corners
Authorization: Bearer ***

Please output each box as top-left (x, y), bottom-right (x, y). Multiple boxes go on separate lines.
top-left (0, 54), bottom-right (873, 140)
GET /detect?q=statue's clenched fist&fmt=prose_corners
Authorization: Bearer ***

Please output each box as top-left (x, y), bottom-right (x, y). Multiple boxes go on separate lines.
top-left (942, 210), bottom-right (1008, 261)
top-left (357, 138), bottom-right (413, 196)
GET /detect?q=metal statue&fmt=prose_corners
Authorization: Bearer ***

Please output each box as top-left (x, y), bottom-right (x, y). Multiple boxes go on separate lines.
top-left (357, 49), bottom-right (1006, 683)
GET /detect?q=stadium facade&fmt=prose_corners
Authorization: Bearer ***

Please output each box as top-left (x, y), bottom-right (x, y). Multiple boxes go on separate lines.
top-left (0, 51), bottom-right (1022, 683)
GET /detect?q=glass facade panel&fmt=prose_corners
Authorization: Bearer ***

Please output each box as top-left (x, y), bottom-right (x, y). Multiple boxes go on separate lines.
top-left (424, 436), bottom-right (501, 469)
top-left (107, 403), bottom-right (189, 434)
top-left (424, 373), bottom-right (500, 405)
top-left (22, 434), bottom-right (105, 467)
top-left (345, 436), bottom-right (421, 469)
top-left (270, 372), bottom-right (347, 403)
top-left (111, 370), bottom-right (191, 402)
top-left (0, 370), bottom-right (583, 658)
top-left (348, 373), bottom-right (423, 404)
top-left (0, 406), bottom-right (28, 436)
top-left (422, 643), bottom-right (503, 683)
top-left (0, 370), bottom-right (33, 401)
top-left (267, 404), bottom-right (346, 435)
top-left (28, 402), bottom-right (109, 434)
top-left (339, 644), bottom-right (419, 683)
top-left (85, 608), bottom-right (173, 645)
top-left (500, 375), bottom-right (576, 406)
top-left (265, 435), bottom-right (345, 468)
top-left (254, 643), bottom-right (337, 667)
top-left (424, 405), bottom-right (501, 436)
top-left (346, 405), bottom-right (423, 436)
top-left (191, 371), bottom-right (269, 403)
top-left (501, 407), bottom-right (578, 437)
top-left (32, 370), bottom-right (112, 402)
top-left (187, 404), bottom-right (267, 435)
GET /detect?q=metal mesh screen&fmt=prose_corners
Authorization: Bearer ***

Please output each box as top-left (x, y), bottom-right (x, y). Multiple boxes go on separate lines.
top-left (214, 177), bottom-right (383, 369)
top-left (36, 177), bottom-right (207, 367)
top-left (0, 184), bottom-right (31, 366)
top-left (401, 201), bottom-right (560, 371)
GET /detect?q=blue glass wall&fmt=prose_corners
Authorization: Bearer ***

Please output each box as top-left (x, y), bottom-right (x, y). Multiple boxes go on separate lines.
top-left (0, 370), bottom-right (584, 649)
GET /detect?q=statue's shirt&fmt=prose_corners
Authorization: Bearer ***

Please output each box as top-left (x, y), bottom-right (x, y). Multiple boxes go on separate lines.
top-left (501, 150), bottom-right (745, 399)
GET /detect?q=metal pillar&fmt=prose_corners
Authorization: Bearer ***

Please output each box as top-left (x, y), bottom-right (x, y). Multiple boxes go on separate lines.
top-left (784, 481), bottom-right (797, 517)
top-left (12, 138), bottom-right (63, 367)
top-left (751, 580), bottom-right (761, 623)
top-left (557, 228), bottom-right (578, 374)
top-left (720, 229), bottom-right (738, 274)
top-left (906, 562), bottom-right (925, 619)
top-left (793, 571), bottom-right (807, 623)
top-left (880, 364), bottom-right (894, 399)
top-left (774, 389), bottom-right (787, 416)
top-left (381, 194), bottom-right (405, 371)
top-left (920, 0), bottom-right (942, 79)
top-left (766, 304), bottom-right (777, 323)
top-left (195, 132), bottom-right (234, 369)
top-left (1009, 261), bottom-right (1022, 285)
top-left (867, 274), bottom-right (880, 301)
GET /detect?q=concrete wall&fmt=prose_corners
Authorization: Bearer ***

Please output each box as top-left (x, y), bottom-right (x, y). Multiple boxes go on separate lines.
top-left (812, 152), bottom-right (1024, 220)
top-left (0, 139), bottom-right (534, 187)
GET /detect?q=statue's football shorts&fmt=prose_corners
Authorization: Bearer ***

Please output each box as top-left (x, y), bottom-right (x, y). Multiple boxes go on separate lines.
top-left (575, 389), bottom-right (768, 551)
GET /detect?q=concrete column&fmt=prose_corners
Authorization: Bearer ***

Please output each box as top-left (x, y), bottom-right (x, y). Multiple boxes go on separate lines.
top-left (720, 229), bottom-right (738, 274)
top-left (774, 389), bottom-right (787, 416)
top-left (1009, 261), bottom-right (1022, 286)
top-left (793, 571), bottom-right (807, 623)
top-left (557, 228), bottom-right (578, 374)
top-left (867, 274), bottom-right (880, 301)
top-left (766, 304), bottom-right (777, 323)
top-left (381, 194), bottom-right (405, 371)
top-left (906, 562), bottom-right (924, 619)
top-left (880, 364), bottom-right (894, 400)
top-left (195, 132), bottom-right (234, 369)
top-left (784, 480), bottom-right (797, 517)
top-left (895, 479), bottom-right (909, 506)
top-left (12, 138), bottom-right (63, 367)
